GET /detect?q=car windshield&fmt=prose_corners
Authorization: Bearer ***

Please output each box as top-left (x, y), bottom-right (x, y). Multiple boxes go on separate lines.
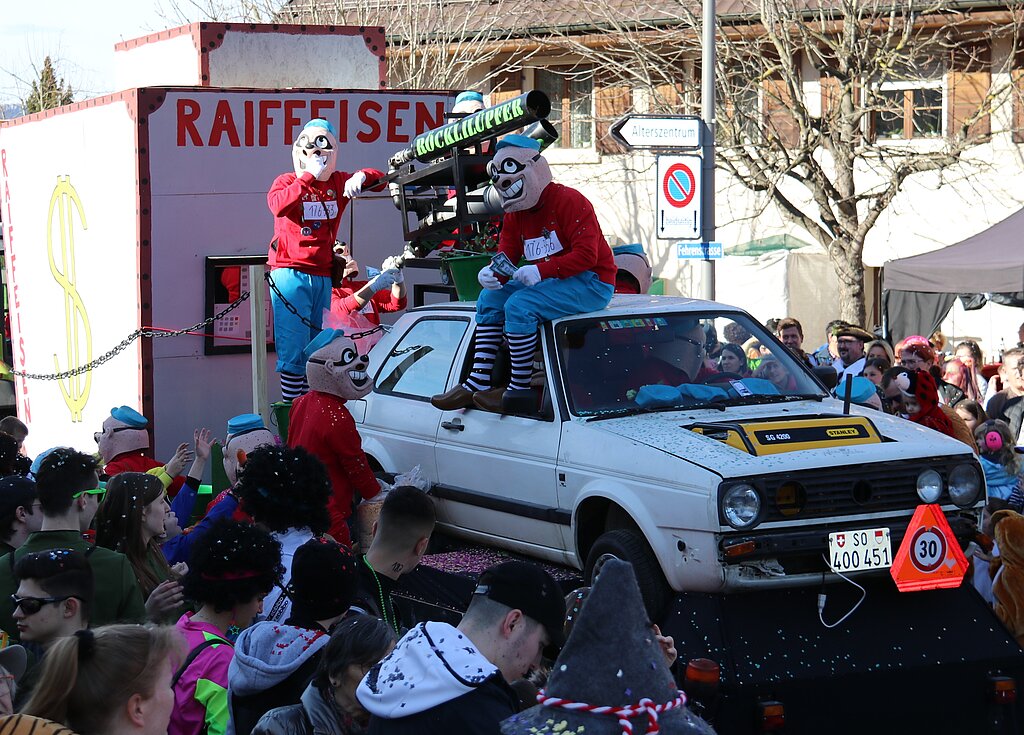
top-left (556, 312), bottom-right (827, 417)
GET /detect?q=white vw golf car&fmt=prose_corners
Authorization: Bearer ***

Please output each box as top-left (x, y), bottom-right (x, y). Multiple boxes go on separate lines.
top-left (354, 295), bottom-right (982, 614)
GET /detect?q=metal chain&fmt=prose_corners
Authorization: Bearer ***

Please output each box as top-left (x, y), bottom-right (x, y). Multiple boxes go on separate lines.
top-left (12, 274), bottom-right (392, 382)
top-left (9, 292), bottom-right (251, 381)
top-left (264, 271), bottom-right (387, 342)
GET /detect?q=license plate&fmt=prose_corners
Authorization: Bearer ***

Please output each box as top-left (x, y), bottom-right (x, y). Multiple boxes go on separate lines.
top-left (828, 527), bottom-right (892, 573)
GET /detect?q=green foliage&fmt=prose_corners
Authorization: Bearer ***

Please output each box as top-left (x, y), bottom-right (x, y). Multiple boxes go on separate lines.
top-left (24, 56), bottom-right (74, 114)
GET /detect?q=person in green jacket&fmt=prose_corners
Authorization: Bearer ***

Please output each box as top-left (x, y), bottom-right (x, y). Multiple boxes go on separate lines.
top-left (0, 448), bottom-right (146, 641)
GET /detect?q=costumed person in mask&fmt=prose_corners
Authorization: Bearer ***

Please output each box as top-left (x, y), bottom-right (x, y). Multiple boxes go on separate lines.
top-left (288, 330), bottom-right (384, 546)
top-left (612, 243), bottom-right (653, 295)
top-left (202, 413), bottom-right (279, 522)
top-left (326, 242), bottom-right (407, 355)
top-left (96, 406), bottom-right (189, 496)
top-left (268, 118), bottom-right (386, 402)
top-left (431, 135), bottom-right (615, 414)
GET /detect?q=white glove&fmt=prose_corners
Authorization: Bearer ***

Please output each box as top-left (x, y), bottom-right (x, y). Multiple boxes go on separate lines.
top-left (304, 154), bottom-right (326, 179)
top-left (477, 266), bottom-right (501, 291)
top-left (344, 171), bottom-right (368, 198)
top-left (368, 270), bottom-right (397, 294)
top-left (513, 264), bottom-right (541, 287)
top-left (381, 256), bottom-right (405, 283)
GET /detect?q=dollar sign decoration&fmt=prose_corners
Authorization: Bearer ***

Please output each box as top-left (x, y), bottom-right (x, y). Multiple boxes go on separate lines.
top-left (47, 176), bottom-right (93, 422)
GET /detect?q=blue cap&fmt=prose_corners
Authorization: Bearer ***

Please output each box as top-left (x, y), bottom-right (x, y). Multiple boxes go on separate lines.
top-left (29, 447), bottom-right (60, 480)
top-left (495, 134), bottom-right (541, 152)
top-left (455, 91), bottom-right (484, 105)
top-left (613, 243), bottom-right (645, 257)
top-left (303, 118), bottom-right (338, 137)
top-left (110, 406), bottom-right (148, 428)
top-left (303, 329), bottom-right (347, 362)
top-left (837, 376), bottom-right (877, 405)
top-left (227, 413), bottom-right (267, 437)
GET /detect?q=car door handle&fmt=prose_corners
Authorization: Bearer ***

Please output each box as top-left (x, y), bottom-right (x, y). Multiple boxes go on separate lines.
top-left (441, 420), bottom-right (465, 432)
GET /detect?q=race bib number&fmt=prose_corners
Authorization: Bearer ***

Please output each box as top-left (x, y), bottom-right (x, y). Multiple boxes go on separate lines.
top-left (523, 230), bottom-right (564, 260)
top-left (303, 201), bottom-right (339, 220)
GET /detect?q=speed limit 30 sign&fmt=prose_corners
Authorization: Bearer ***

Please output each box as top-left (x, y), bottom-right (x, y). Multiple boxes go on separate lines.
top-left (890, 504), bottom-right (969, 592)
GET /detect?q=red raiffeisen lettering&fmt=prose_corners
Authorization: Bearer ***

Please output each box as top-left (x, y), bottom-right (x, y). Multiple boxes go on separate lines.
top-left (0, 149), bottom-right (30, 422)
top-left (175, 97), bottom-right (446, 148)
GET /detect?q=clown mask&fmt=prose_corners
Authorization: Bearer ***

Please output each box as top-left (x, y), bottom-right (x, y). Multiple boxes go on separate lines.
top-left (306, 332), bottom-right (373, 399)
top-left (95, 415), bottom-right (149, 464)
top-left (488, 138), bottom-right (552, 212)
top-left (292, 120), bottom-right (338, 182)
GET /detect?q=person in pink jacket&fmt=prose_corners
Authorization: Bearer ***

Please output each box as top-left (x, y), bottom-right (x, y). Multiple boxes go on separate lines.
top-left (169, 521), bottom-right (283, 735)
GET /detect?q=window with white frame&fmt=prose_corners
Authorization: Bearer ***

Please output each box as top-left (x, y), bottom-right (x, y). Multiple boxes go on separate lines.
top-left (875, 80), bottom-right (944, 140)
top-left (534, 66), bottom-right (594, 149)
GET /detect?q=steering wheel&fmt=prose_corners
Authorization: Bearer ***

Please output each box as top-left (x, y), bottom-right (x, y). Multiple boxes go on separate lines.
top-left (700, 371), bottom-right (745, 384)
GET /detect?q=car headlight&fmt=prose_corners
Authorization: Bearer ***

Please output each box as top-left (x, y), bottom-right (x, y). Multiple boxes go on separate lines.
top-left (916, 469), bottom-right (943, 504)
top-left (948, 464), bottom-right (981, 507)
top-left (722, 483), bottom-right (761, 528)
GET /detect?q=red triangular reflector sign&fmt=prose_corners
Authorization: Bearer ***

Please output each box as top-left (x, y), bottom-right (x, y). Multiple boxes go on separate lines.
top-left (890, 504), bottom-right (969, 592)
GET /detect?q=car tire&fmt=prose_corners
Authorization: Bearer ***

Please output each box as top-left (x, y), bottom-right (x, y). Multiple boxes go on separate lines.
top-left (584, 528), bottom-right (672, 620)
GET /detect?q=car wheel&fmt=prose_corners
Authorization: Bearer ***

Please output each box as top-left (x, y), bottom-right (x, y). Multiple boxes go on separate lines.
top-left (584, 528), bottom-right (672, 620)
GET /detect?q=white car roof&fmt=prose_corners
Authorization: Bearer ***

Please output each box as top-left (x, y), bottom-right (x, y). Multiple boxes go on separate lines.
top-left (414, 294), bottom-right (748, 321)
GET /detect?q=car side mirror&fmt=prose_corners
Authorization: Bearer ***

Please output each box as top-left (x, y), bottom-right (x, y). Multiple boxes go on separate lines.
top-left (813, 366), bottom-right (839, 390)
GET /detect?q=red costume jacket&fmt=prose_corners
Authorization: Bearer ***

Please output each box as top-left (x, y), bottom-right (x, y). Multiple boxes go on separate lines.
top-left (267, 169), bottom-right (385, 277)
top-left (497, 182), bottom-right (616, 285)
top-left (330, 281), bottom-right (407, 326)
top-left (103, 451), bottom-right (185, 496)
top-left (287, 391), bottom-right (380, 545)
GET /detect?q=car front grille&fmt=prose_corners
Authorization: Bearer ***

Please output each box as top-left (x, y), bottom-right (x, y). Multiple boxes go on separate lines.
top-left (720, 456), bottom-right (981, 525)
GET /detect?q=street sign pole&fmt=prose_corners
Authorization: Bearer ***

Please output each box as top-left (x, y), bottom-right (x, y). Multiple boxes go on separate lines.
top-left (701, 0), bottom-right (716, 301)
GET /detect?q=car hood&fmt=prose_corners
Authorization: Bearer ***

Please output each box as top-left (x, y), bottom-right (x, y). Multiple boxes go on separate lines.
top-left (580, 399), bottom-right (975, 478)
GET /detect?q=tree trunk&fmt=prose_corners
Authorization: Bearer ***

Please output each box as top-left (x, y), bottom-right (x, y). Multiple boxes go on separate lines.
top-left (830, 243), bottom-right (867, 327)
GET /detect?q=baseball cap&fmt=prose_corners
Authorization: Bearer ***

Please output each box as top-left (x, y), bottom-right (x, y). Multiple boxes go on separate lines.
top-left (474, 561), bottom-right (565, 651)
top-left (0, 476), bottom-right (36, 521)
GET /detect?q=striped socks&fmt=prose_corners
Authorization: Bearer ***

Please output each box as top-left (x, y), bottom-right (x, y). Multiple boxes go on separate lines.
top-left (280, 371), bottom-right (308, 401)
top-left (463, 325), bottom-right (503, 392)
top-left (506, 332), bottom-right (538, 392)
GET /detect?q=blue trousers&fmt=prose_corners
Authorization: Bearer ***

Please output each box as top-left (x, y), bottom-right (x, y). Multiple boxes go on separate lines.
top-left (270, 268), bottom-right (331, 374)
top-left (476, 271), bottom-right (613, 335)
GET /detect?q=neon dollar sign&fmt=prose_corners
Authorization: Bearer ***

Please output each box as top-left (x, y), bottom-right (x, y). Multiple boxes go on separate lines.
top-left (47, 176), bottom-right (93, 422)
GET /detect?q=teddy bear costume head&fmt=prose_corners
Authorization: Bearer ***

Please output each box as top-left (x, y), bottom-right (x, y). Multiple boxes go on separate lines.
top-left (488, 135), bottom-right (551, 212)
top-left (95, 406), bottom-right (149, 464)
top-left (223, 413), bottom-right (278, 487)
top-left (293, 119), bottom-right (338, 182)
top-left (304, 329), bottom-right (373, 399)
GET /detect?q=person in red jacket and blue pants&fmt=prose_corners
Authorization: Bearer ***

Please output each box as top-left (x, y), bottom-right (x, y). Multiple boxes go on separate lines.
top-left (431, 134), bottom-right (615, 414)
top-left (267, 118), bottom-right (387, 401)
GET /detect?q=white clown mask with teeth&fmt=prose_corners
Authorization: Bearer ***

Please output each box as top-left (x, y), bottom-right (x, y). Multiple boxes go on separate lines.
top-left (292, 121), bottom-right (338, 182)
top-left (305, 333), bottom-right (374, 400)
top-left (488, 142), bottom-right (551, 212)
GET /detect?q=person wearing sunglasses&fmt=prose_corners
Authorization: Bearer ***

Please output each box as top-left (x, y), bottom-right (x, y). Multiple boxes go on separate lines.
top-left (0, 448), bottom-right (146, 642)
top-left (10, 549), bottom-right (93, 709)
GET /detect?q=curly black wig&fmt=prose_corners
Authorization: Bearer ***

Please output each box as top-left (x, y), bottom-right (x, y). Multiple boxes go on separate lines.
top-left (234, 445), bottom-right (331, 534)
top-left (183, 519), bottom-right (284, 612)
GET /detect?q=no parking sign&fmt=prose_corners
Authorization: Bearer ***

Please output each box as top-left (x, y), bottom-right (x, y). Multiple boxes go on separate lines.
top-left (656, 154), bottom-right (702, 240)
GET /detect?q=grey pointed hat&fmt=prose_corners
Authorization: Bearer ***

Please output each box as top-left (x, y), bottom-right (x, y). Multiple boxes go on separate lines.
top-left (500, 559), bottom-right (715, 735)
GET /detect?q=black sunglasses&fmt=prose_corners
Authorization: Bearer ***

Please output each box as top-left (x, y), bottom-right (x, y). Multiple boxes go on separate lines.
top-left (11, 594), bottom-right (74, 615)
